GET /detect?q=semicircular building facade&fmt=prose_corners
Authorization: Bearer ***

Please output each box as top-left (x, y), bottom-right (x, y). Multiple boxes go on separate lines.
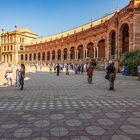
top-left (1, 0), bottom-right (140, 71)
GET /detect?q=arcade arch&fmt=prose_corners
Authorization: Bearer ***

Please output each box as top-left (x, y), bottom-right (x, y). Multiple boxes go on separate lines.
top-left (77, 45), bottom-right (83, 59)
top-left (120, 23), bottom-right (129, 54)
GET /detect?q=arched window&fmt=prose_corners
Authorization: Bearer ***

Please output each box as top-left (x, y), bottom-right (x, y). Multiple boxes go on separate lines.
top-left (25, 54), bottom-right (28, 61)
top-left (63, 48), bottom-right (67, 60)
top-left (57, 49), bottom-right (61, 60)
top-left (87, 43), bottom-right (94, 58)
top-left (77, 45), bottom-right (83, 59)
top-left (42, 52), bottom-right (45, 61)
top-left (98, 39), bottom-right (105, 58)
top-left (122, 24), bottom-right (129, 53)
top-left (70, 47), bottom-right (75, 60)
top-left (21, 54), bottom-right (24, 61)
top-left (34, 53), bottom-right (36, 60)
top-left (29, 54), bottom-right (32, 61)
top-left (52, 51), bottom-right (55, 60)
top-left (38, 53), bottom-right (41, 61)
top-left (20, 45), bottom-right (24, 50)
top-left (10, 55), bottom-right (12, 62)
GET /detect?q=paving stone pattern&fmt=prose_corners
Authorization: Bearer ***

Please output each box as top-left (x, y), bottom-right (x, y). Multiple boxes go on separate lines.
top-left (0, 65), bottom-right (140, 139)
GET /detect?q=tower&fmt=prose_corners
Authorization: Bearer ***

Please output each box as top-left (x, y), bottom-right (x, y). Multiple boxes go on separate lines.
top-left (130, 0), bottom-right (140, 8)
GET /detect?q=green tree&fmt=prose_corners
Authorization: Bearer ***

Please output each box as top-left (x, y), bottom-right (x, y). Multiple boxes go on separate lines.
top-left (120, 50), bottom-right (140, 76)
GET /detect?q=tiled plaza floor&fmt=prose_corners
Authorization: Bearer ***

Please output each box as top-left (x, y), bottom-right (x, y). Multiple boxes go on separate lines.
top-left (0, 66), bottom-right (140, 140)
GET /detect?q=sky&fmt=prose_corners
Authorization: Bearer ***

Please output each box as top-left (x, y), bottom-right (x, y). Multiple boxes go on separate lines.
top-left (0, 0), bottom-right (130, 37)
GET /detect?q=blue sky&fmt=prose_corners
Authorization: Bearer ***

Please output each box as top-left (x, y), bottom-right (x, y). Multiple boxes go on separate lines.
top-left (0, 0), bottom-right (130, 36)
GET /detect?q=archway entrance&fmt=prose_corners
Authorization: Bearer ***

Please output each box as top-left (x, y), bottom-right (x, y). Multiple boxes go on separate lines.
top-left (98, 39), bottom-right (105, 59)
top-left (42, 52), bottom-right (45, 61)
top-left (63, 48), bottom-right (67, 60)
top-left (70, 47), bottom-right (75, 60)
top-left (52, 50), bottom-right (55, 61)
top-left (87, 42), bottom-right (94, 58)
top-left (97, 39), bottom-right (105, 70)
top-left (47, 51), bottom-right (50, 61)
top-left (77, 45), bottom-right (83, 59)
top-left (58, 49), bottom-right (61, 61)
top-left (121, 24), bottom-right (129, 54)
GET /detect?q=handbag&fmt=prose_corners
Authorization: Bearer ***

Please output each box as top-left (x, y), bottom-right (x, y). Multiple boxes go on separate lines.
top-left (105, 73), bottom-right (109, 80)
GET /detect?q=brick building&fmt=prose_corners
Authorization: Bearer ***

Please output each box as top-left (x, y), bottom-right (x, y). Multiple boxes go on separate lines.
top-left (1, 0), bottom-right (140, 71)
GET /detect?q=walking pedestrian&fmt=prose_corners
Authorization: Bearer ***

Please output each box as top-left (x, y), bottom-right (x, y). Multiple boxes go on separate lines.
top-left (122, 64), bottom-right (128, 79)
top-left (5, 64), bottom-right (13, 86)
top-left (66, 64), bottom-right (69, 75)
top-left (16, 68), bottom-right (21, 89)
top-left (106, 61), bottom-right (116, 91)
top-left (87, 64), bottom-right (94, 84)
top-left (56, 64), bottom-right (60, 76)
top-left (19, 64), bottom-right (25, 90)
top-left (137, 64), bottom-right (140, 81)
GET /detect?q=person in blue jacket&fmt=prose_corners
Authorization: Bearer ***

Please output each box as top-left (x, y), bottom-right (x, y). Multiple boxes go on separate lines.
top-left (122, 64), bottom-right (128, 79)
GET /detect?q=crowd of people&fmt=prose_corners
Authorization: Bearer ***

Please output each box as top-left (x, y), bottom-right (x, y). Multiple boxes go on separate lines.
top-left (5, 64), bottom-right (25, 90)
top-left (3, 61), bottom-right (140, 91)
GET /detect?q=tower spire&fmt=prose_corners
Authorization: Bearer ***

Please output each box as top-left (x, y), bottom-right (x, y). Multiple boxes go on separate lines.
top-left (130, 0), bottom-right (140, 8)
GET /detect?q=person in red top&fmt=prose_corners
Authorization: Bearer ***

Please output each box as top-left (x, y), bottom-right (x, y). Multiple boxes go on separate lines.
top-left (87, 64), bottom-right (94, 84)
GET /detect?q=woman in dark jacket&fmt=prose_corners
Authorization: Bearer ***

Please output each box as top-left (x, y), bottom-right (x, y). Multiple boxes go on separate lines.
top-left (20, 64), bottom-right (25, 90)
top-left (106, 61), bottom-right (116, 90)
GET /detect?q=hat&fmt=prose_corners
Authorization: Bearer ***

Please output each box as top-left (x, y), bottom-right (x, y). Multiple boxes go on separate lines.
top-left (109, 60), bottom-right (112, 64)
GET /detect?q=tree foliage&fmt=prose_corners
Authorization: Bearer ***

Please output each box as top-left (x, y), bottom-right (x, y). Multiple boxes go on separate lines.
top-left (120, 50), bottom-right (140, 76)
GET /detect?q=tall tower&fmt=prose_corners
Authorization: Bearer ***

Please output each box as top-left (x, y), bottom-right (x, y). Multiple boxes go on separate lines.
top-left (130, 0), bottom-right (140, 8)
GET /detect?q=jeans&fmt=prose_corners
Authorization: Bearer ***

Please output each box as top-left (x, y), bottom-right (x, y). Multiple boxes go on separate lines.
top-left (20, 76), bottom-right (24, 90)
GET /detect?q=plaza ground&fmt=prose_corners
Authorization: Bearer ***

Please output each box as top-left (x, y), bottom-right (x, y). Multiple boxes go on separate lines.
top-left (0, 65), bottom-right (140, 140)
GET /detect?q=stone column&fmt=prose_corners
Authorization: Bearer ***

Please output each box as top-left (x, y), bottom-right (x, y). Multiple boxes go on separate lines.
top-left (83, 49), bottom-right (87, 59)
top-left (85, 49), bottom-right (88, 59)
top-left (61, 53), bottom-right (64, 61)
top-left (97, 47), bottom-right (99, 58)
top-left (75, 49), bottom-right (77, 60)
top-left (94, 47), bottom-right (96, 58)
top-left (32, 54), bottom-right (34, 62)
top-left (83, 49), bottom-right (85, 59)
top-left (106, 33), bottom-right (110, 61)
top-left (28, 54), bottom-right (30, 63)
top-left (6, 55), bottom-right (8, 63)
top-left (76, 50), bottom-right (79, 60)
top-left (67, 50), bottom-right (70, 61)
top-left (50, 53), bottom-right (52, 62)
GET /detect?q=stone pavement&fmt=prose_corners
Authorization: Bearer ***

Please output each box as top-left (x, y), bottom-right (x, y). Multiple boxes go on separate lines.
top-left (0, 65), bottom-right (140, 140)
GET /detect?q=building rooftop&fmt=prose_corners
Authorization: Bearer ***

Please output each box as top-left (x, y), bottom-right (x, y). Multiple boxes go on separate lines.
top-left (29, 13), bottom-right (115, 45)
